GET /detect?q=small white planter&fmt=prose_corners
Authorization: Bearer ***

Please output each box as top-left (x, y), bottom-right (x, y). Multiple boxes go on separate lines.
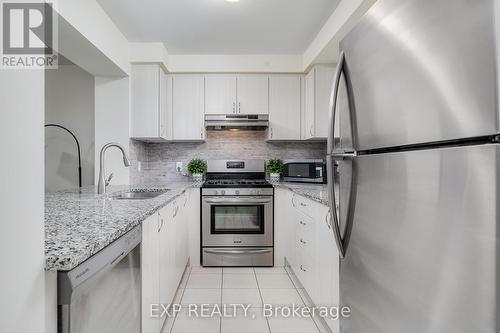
top-left (192, 173), bottom-right (204, 183)
top-left (269, 173), bottom-right (281, 183)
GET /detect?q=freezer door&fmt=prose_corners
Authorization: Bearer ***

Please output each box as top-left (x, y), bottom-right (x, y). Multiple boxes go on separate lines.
top-left (340, 144), bottom-right (499, 333)
top-left (341, 0), bottom-right (498, 150)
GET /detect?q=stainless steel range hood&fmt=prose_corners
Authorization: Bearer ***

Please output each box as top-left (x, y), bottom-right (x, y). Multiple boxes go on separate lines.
top-left (205, 114), bottom-right (269, 130)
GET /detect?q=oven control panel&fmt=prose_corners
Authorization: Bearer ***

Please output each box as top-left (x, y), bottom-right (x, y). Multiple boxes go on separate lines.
top-left (226, 161), bottom-right (245, 169)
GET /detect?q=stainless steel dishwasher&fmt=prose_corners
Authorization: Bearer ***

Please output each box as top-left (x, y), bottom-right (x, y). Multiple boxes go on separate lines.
top-left (57, 225), bottom-right (141, 333)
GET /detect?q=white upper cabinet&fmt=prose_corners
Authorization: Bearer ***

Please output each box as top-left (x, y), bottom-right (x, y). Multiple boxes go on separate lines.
top-left (236, 75), bottom-right (269, 115)
top-left (131, 64), bottom-right (168, 141)
top-left (204, 74), bottom-right (268, 115)
top-left (268, 75), bottom-right (301, 140)
top-left (130, 67), bottom-right (337, 142)
top-left (132, 69), bottom-right (205, 142)
top-left (303, 71), bottom-right (315, 139)
top-left (171, 75), bottom-right (205, 141)
top-left (205, 75), bottom-right (237, 114)
top-left (302, 65), bottom-right (335, 140)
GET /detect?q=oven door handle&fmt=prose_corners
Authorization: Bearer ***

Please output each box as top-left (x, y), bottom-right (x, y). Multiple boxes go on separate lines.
top-left (203, 198), bottom-right (273, 204)
top-left (204, 248), bottom-right (273, 255)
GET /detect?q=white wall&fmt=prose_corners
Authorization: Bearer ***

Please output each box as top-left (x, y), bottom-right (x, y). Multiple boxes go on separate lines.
top-left (95, 77), bottom-right (131, 185)
top-left (45, 65), bottom-right (95, 192)
top-left (0, 71), bottom-right (45, 333)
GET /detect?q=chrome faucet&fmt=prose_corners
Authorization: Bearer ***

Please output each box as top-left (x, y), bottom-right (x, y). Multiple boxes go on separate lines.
top-left (97, 142), bottom-right (131, 194)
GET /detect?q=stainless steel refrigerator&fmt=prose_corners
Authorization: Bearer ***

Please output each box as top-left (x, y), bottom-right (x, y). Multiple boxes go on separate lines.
top-left (326, 0), bottom-right (499, 332)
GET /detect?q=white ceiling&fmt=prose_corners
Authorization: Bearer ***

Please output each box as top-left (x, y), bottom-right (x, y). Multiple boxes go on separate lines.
top-left (97, 0), bottom-right (341, 55)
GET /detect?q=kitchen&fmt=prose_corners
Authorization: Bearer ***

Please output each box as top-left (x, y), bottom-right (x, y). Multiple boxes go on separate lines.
top-left (1, 0), bottom-right (499, 333)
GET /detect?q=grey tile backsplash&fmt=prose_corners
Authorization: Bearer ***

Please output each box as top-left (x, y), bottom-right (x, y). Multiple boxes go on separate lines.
top-left (130, 131), bottom-right (326, 184)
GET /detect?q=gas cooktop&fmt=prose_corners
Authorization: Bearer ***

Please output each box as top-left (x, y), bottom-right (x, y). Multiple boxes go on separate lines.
top-left (202, 160), bottom-right (274, 188)
top-left (202, 179), bottom-right (273, 188)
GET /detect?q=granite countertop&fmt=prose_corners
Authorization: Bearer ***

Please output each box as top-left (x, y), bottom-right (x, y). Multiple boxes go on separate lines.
top-left (46, 181), bottom-right (327, 271)
top-left (45, 182), bottom-right (196, 271)
top-left (276, 182), bottom-right (329, 206)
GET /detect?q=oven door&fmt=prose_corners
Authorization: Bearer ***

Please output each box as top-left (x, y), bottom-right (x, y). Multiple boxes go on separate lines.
top-left (202, 196), bottom-right (273, 247)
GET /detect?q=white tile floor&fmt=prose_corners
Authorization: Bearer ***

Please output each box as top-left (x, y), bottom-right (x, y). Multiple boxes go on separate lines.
top-left (161, 266), bottom-right (322, 333)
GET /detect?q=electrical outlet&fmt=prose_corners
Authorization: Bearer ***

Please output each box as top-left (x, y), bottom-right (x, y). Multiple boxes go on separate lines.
top-left (176, 162), bottom-right (183, 173)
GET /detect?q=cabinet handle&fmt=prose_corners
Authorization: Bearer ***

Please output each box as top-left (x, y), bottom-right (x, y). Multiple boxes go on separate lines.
top-left (300, 221), bottom-right (307, 226)
top-left (233, 101), bottom-right (236, 113)
top-left (200, 127), bottom-right (203, 139)
top-left (173, 205), bottom-right (179, 218)
top-left (300, 202), bottom-right (307, 207)
top-left (270, 127), bottom-right (273, 139)
top-left (325, 211), bottom-right (331, 229)
top-left (291, 194), bottom-right (297, 208)
top-left (300, 265), bottom-right (306, 272)
top-left (309, 126), bottom-right (313, 137)
top-left (300, 238), bottom-right (307, 244)
top-left (238, 102), bottom-right (241, 113)
top-left (158, 215), bottom-right (164, 232)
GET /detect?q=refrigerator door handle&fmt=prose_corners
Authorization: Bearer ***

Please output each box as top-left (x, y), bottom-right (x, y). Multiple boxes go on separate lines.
top-left (327, 51), bottom-right (346, 154)
top-left (327, 156), bottom-right (346, 259)
top-left (331, 150), bottom-right (357, 159)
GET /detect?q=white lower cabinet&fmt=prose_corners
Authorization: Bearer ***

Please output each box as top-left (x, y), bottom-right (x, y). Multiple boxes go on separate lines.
top-left (173, 192), bottom-right (189, 284)
top-left (142, 192), bottom-right (191, 333)
top-left (276, 188), bottom-right (339, 332)
top-left (186, 188), bottom-right (201, 266)
top-left (294, 210), bottom-right (315, 293)
top-left (314, 209), bottom-right (340, 333)
top-left (274, 188), bottom-right (294, 266)
top-left (158, 201), bottom-right (176, 328)
top-left (141, 213), bottom-right (161, 333)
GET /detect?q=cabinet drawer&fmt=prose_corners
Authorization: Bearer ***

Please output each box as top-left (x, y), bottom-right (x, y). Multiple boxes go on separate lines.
top-left (295, 231), bottom-right (314, 259)
top-left (292, 194), bottom-right (317, 218)
top-left (203, 248), bottom-right (273, 267)
top-left (295, 251), bottom-right (314, 292)
top-left (295, 209), bottom-right (313, 231)
top-left (295, 211), bottom-right (314, 256)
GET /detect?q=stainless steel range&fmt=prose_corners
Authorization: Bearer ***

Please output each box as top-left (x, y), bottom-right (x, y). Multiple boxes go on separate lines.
top-left (201, 160), bottom-right (274, 267)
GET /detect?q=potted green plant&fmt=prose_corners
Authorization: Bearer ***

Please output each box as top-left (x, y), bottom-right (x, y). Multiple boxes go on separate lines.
top-left (187, 159), bottom-right (207, 182)
top-left (266, 159), bottom-right (283, 183)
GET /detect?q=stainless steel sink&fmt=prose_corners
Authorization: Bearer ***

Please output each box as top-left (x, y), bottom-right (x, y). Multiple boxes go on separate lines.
top-left (111, 190), bottom-right (169, 200)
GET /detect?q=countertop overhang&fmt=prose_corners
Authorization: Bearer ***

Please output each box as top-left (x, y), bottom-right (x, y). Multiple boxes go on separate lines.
top-left (45, 182), bottom-right (196, 271)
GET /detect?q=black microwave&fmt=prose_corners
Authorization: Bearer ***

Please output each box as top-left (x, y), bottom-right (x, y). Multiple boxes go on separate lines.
top-left (282, 160), bottom-right (326, 183)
